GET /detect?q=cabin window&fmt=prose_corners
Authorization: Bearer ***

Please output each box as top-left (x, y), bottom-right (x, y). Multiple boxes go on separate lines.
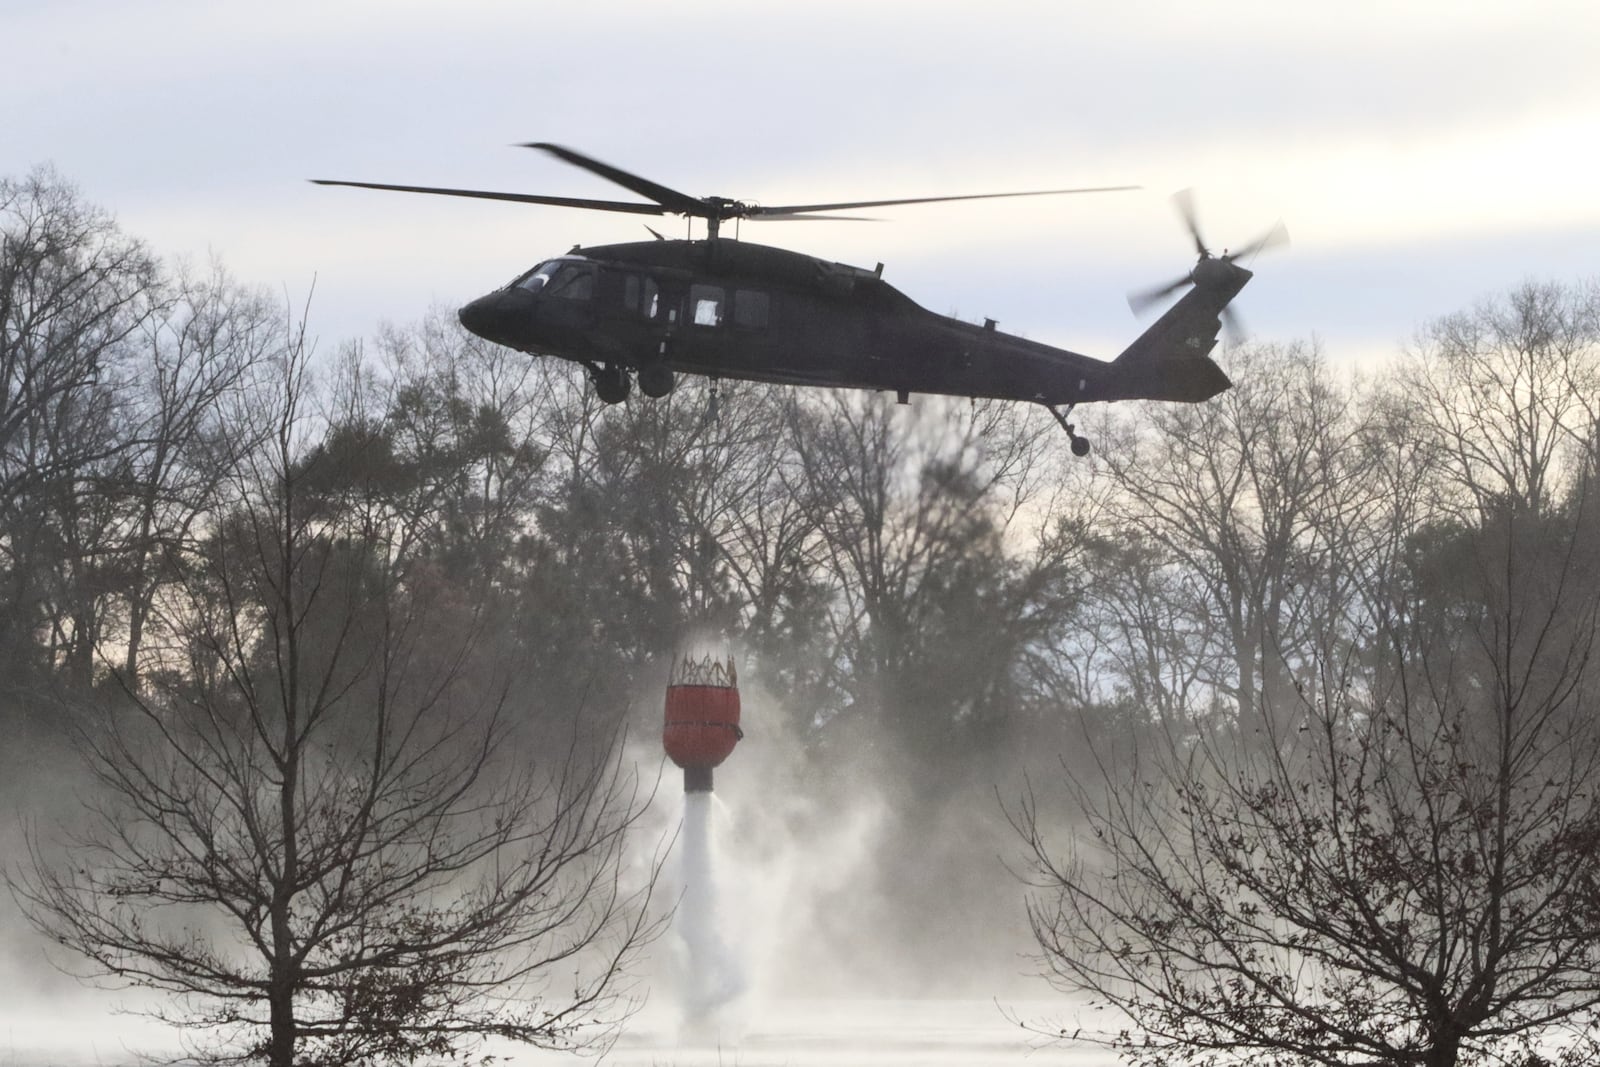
top-left (733, 289), bottom-right (770, 329)
top-left (690, 284), bottom-right (724, 326)
top-left (614, 273), bottom-right (661, 319)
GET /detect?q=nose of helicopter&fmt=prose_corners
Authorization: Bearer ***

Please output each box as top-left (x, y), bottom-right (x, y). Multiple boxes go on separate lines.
top-left (457, 289), bottom-right (528, 345)
top-left (457, 292), bottom-right (500, 340)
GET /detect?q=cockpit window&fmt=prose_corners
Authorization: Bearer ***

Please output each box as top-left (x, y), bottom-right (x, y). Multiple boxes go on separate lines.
top-left (512, 260), bottom-right (594, 299)
top-left (513, 261), bottom-right (557, 292)
top-left (547, 264), bottom-right (594, 300)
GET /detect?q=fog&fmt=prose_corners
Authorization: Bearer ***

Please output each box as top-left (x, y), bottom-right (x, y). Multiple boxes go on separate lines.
top-left (0, 646), bottom-right (1096, 1066)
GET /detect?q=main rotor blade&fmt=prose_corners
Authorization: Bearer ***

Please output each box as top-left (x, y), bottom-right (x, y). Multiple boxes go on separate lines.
top-left (310, 179), bottom-right (669, 216)
top-left (521, 143), bottom-right (704, 216)
top-left (751, 185), bottom-right (1140, 217)
top-left (1226, 219), bottom-right (1290, 264)
top-left (742, 212), bottom-right (879, 222)
top-left (1128, 275), bottom-right (1193, 316)
top-left (1172, 187), bottom-right (1208, 258)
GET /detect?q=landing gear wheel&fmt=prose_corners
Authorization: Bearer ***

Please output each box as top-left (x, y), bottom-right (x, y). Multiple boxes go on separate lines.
top-left (1047, 403), bottom-right (1091, 458)
top-left (593, 364), bottom-right (631, 405)
top-left (638, 364), bottom-right (676, 398)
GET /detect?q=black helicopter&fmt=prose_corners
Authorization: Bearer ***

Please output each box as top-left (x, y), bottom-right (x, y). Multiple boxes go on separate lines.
top-left (314, 144), bottom-right (1285, 456)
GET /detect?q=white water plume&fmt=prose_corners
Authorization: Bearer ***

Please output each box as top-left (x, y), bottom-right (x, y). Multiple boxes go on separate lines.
top-left (676, 790), bottom-right (747, 1041)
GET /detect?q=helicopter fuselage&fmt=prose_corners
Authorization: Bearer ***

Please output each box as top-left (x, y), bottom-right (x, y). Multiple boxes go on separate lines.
top-left (456, 237), bottom-right (1235, 409)
top-left (317, 143), bottom-right (1279, 453)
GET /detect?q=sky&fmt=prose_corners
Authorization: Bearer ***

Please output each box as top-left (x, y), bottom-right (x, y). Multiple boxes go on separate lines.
top-left (6, 0), bottom-right (1600, 371)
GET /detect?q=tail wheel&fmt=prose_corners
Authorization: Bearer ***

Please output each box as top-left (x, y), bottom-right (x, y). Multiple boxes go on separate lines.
top-left (1047, 403), bottom-right (1092, 458)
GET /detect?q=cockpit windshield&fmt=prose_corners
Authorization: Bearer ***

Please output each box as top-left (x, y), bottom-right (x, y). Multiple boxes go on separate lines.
top-left (512, 259), bottom-right (593, 299)
top-left (512, 261), bottom-right (558, 292)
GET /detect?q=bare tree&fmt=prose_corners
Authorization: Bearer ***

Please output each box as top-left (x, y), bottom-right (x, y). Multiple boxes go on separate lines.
top-left (0, 166), bottom-right (158, 497)
top-left (112, 260), bottom-right (279, 684)
top-left (1398, 279), bottom-right (1600, 519)
top-left (1017, 329), bottom-right (1600, 1067)
top-left (787, 391), bottom-right (1080, 765)
top-left (1092, 341), bottom-right (1371, 723)
top-left (13, 333), bottom-right (658, 1067)
top-left (0, 166), bottom-right (160, 692)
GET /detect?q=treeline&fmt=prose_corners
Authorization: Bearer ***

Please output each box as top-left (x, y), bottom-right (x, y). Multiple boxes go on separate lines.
top-left (5, 166), bottom-right (1600, 991)
top-left (1018, 299), bottom-right (1600, 1067)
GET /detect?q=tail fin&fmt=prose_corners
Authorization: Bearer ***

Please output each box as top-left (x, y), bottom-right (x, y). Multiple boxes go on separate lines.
top-left (1108, 268), bottom-right (1246, 403)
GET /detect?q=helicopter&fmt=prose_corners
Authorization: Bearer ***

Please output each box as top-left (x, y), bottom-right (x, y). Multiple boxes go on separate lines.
top-left (313, 144), bottom-right (1286, 456)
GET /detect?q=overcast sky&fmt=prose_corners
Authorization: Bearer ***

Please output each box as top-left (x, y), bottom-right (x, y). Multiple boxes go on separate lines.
top-left (7, 0), bottom-right (1600, 370)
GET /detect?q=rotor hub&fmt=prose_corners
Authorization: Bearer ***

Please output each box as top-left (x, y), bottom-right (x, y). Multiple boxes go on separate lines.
top-left (702, 195), bottom-right (748, 220)
top-left (1191, 255), bottom-right (1244, 290)
top-left (1127, 194), bottom-right (1284, 322)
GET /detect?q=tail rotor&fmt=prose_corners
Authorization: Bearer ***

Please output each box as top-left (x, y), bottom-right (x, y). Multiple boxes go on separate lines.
top-left (1128, 189), bottom-right (1288, 342)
